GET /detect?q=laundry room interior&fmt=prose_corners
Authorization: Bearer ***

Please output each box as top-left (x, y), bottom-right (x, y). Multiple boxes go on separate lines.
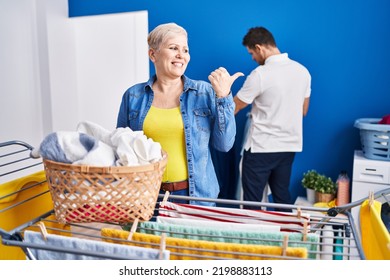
top-left (1, 0), bottom-right (389, 263)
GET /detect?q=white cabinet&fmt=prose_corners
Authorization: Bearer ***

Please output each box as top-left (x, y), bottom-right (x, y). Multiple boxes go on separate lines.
top-left (351, 150), bottom-right (390, 229)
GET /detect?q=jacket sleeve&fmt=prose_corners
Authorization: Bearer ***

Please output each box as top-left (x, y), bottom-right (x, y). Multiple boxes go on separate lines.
top-left (211, 92), bottom-right (236, 152)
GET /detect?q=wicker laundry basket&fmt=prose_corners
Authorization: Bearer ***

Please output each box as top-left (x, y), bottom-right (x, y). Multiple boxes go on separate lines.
top-left (43, 152), bottom-right (167, 224)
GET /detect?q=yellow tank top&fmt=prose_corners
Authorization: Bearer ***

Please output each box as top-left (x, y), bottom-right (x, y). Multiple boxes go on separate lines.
top-left (143, 106), bottom-right (188, 182)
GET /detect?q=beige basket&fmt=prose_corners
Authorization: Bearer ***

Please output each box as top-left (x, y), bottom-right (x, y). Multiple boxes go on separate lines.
top-left (43, 152), bottom-right (167, 224)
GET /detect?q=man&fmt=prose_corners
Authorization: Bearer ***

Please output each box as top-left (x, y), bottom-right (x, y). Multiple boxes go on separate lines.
top-left (234, 27), bottom-right (311, 211)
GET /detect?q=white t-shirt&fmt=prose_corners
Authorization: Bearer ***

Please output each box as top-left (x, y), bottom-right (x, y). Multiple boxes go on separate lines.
top-left (237, 53), bottom-right (311, 153)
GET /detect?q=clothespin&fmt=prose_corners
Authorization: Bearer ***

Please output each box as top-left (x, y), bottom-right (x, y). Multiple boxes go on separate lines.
top-left (281, 235), bottom-right (289, 256)
top-left (160, 191), bottom-right (170, 207)
top-left (368, 191), bottom-right (374, 207)
top-left (127, 218), bottom-right (139, 241)
top-left (302, 220), bottom-right (308, 242)
top-left (37, 222), bottom-right (48, 241)
top-left (296, 207), bottom-right (302, 219)
top-left (159, 233), bottom-right (167, 260)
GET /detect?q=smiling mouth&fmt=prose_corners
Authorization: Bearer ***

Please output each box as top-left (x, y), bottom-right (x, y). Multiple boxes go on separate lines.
top-left (173, 62), bottom-right (184, 67)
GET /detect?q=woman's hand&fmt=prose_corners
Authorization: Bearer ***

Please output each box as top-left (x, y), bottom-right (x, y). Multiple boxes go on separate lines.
top-left (208, 67), bottom-right (244, 98)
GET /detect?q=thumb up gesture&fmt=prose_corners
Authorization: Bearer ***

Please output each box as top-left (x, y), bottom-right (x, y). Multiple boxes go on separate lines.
top-left (208, 67), bottom-right (244, 98)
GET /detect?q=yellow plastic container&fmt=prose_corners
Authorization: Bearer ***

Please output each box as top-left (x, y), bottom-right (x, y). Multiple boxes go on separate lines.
top-left (0, 170), bottom-right (68, 260)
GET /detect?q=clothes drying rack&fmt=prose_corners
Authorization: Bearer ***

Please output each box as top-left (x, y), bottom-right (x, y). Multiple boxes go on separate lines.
top-left (1, 140), bottom-right (388, 260)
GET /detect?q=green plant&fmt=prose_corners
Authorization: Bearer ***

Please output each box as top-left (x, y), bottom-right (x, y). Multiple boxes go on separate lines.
top-left (301, 170), bottom-right (318, 190)
top-left (302, 170), bottom-right (336, 194)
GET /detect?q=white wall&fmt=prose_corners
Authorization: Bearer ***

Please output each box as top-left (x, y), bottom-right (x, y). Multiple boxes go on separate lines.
top-left (0, 0), bottom-right (44, 147)
top-left (0, 0), bottom-right (149, 148)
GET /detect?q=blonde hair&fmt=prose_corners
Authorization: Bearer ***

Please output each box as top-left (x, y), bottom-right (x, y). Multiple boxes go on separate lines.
top-left (147, 23), bottom-right (188, 50)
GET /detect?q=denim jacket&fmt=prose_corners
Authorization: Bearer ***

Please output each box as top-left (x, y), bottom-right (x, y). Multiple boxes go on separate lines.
top-left (116, 75), bottom-right (236, 206)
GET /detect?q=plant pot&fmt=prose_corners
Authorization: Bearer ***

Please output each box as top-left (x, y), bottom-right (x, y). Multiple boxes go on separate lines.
top-left (315, 192), bottom-right (335, 203)
top-left (306, 188), bottom-right (316, 204)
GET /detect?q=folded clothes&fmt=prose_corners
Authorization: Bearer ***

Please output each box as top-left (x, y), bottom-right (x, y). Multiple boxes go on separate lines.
top-left (31, 131), bottom-right (116, 166)
top-left (32, 120), bottom-right (163, 166)
top-left (78, 121), bottom-right (162, 166)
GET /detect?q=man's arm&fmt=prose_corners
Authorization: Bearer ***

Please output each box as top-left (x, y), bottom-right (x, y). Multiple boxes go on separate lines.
top-left (234, 95), bottom-right (249, 115)
top-left (303, 97), bottom-right (310, 116)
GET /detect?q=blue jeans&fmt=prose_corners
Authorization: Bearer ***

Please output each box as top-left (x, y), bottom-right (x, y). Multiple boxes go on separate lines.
top-left (241, 150), bottom-right (295, 211)
top-left (158, 188), bottom-right (190, 204)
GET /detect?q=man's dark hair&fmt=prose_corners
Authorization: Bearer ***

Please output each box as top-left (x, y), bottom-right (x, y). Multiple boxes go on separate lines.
top-left (242, 27), bottom-right (277, 49)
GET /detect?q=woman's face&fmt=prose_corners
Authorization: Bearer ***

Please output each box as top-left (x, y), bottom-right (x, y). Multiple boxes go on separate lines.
top-left (150, 34), bottom-right (190, 79)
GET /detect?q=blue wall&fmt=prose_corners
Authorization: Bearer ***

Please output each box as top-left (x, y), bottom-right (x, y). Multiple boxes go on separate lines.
top-left (68, 0), bottom-right (390, 202)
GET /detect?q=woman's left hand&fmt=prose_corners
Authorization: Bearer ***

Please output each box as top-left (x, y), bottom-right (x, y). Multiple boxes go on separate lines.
top-left (208, 67), bottom-right (244, 98)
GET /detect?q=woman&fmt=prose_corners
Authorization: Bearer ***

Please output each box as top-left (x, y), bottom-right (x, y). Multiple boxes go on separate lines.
top-left (117, 23), bottom-right (243, 206)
